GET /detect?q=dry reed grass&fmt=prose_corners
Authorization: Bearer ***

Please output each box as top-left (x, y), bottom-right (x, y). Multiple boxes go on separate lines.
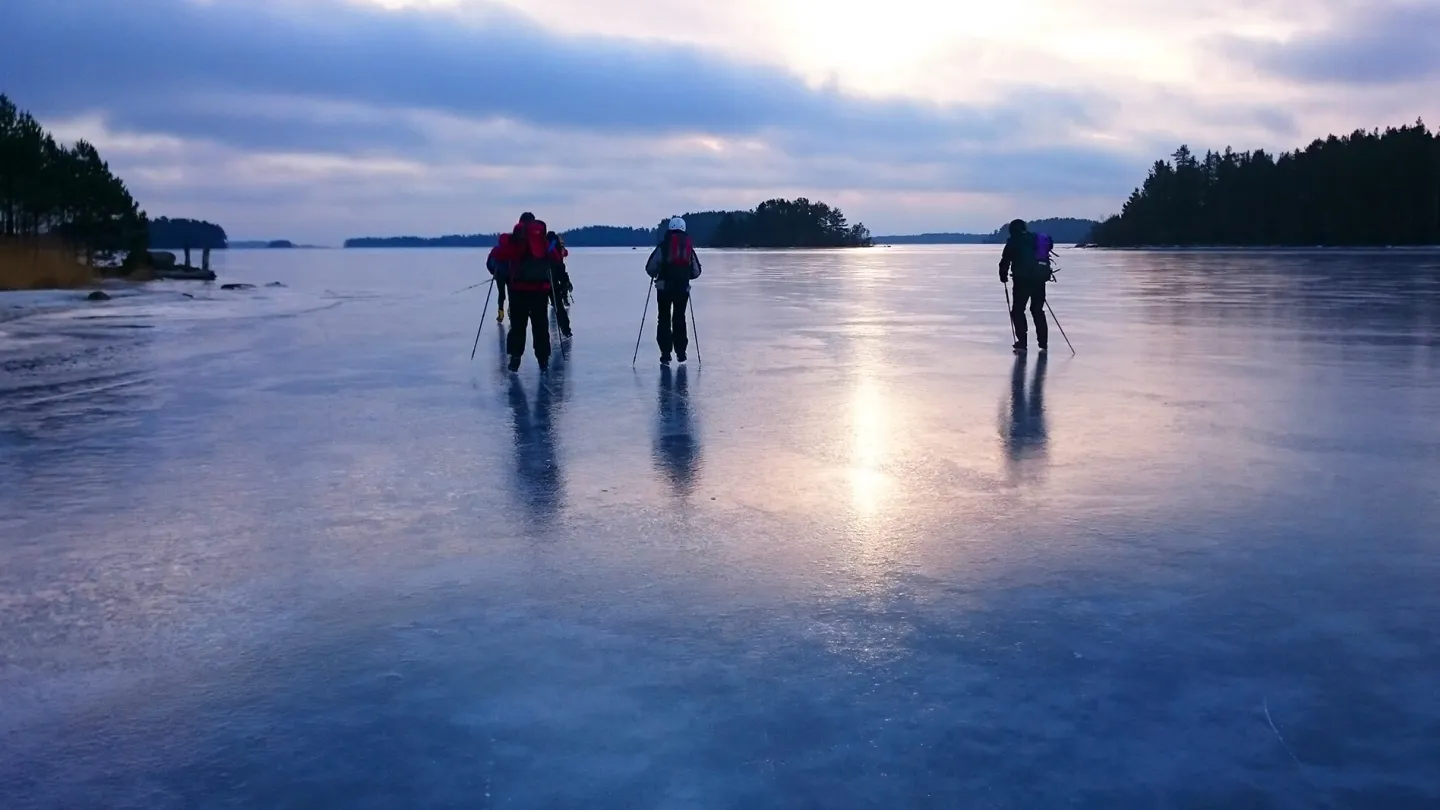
top-left (0, 238), bottom-right (96, 291)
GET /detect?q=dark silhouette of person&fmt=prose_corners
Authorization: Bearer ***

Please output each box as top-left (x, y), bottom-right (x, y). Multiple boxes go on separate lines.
top-left (546, 230), bottom-right (573, 339)
top-left (505, 365), bottom-right (567, 527)
top-left (999, 218), bottom-right (1052, 353)
top-left (652, 365), bottom-right (701, 496)
top-left (1001, 352), bottom-right (1049, 483)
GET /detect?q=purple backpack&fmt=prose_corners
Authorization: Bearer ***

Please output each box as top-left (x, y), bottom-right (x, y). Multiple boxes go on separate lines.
top-left (1035, 232), bottom-right (1054, 261)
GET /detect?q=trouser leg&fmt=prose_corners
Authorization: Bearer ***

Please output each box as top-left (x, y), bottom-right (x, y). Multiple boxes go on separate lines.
top-left (528, 290), bottom-right (551, 364)
top-left (1027, 283), bottom-right (1048, 349)
top-left (1010, 286), bottom-right (1031, 346)
top-left (656, 291), bottom-right (675, 355)
top-left (670, 291), bottom-right (690, 354)
top-left (506, 290), bottom-right (529, 358)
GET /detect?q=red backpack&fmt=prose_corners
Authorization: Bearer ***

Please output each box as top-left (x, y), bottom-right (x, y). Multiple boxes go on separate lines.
top-left (661, 231), bottom-right (694, 284)
top-left (510, 220), bottom-right (551, 284)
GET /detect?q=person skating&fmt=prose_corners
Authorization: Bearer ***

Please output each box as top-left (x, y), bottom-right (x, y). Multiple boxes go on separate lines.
top-left (496, 212), bottom-right (563, 372)
top-left (644, 216), bottom-right (702, 364)
top-left (546, 230), bottom-right (573, 339)
top-left (998, 218), bottom-right (1054, 353)
top-left (486, 232), bottom-right (511, 323)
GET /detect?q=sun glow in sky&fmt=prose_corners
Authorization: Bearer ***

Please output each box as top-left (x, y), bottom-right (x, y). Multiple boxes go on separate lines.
top-left (3, 0), bottom-right (1436, 241)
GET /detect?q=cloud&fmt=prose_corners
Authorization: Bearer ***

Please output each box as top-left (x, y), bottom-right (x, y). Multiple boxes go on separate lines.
top-left (1219, 2), bottom-right (1440, 85)
top-left (0, 0), bottom-right (1068, 148)
top-left (0, 0), bottom-right (1329, 240)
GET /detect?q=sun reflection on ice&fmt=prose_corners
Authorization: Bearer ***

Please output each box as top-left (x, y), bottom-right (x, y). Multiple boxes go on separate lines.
top-left (848, 377), bottom-right (890, 518)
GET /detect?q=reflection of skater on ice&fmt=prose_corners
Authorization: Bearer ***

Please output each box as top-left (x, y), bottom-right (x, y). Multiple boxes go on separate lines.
top-left (653, 365), bottom-right (701, 496)
top-left (1001, 352), bottom-right (1048, 483)
top-left (506, 369), bottom-right (567, 527)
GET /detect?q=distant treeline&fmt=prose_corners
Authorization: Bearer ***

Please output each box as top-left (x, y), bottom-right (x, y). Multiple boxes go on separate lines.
top-left (230, 240), bottom-right (303, 249)
top-left (562, 226), bottom-right (657, 246)
top-left (346, 197), bottom-right (871, 249)
top-left (878, 218), bottom-right (1099, 245)
top-left (1091, 120), bottom-right (1440, 247)
top-left (0, 93), bottom-right (147, 262)
top-left (345, 225), bottom-right (657, 248)
top-left (149, 217), bottom-right (228, 249)
top-left (653, 211), bottom-right (734, 246)
top-left (346, 234), bottom-right (496, 248)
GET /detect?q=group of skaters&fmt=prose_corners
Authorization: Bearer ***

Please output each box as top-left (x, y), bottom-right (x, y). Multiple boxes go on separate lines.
top-left (486, 213), bottom-right (701, 372)
top-left (483, 213), bottom-right (1055, 370)
top-left (485, 212), bottom-right (575, 373)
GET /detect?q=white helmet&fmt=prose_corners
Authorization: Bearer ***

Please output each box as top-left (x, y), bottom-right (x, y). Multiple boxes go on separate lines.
top-left (668, 216), bottom-right (686, 232)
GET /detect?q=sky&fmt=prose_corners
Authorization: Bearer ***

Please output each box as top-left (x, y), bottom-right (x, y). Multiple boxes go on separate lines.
top-left (2, 0), bottom-right (1438, 243)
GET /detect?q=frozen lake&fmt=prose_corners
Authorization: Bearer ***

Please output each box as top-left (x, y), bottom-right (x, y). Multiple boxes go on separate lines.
top-left (2, 245), bottom-right (1439, 808)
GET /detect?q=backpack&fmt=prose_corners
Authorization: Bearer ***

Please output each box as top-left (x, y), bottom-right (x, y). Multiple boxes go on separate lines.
top-left (510, 221), bottom-right (552, 284)
top-left (547, 235), bottom-right (568, 271)
top-left (660, 231), bottom-right (694, 287)
top-left (1035, 232), bottom-right (1054, 262)
top-left (486, 233), bottom-right (510, 277)
top-left (1012, 231), bottom-right (1053, 283)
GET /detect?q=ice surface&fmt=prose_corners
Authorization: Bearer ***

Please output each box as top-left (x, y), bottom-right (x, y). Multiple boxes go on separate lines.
top-left (2, 246), bottom-right (1439, 809)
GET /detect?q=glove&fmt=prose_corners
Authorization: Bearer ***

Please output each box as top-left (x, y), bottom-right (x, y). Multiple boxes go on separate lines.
top-left (999, 270), bottom-right (1009, 284)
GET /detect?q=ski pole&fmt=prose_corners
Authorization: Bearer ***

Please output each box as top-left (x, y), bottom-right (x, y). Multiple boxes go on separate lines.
top-left (1045, 300), bottom-right (1075, 356)
top-left (548, 267), bottom-right (560, 336)
top-left (470, 280), bottom-right (495, 361)
top-left (688, 291), bottom-right (701, 365)
top-left (1003, 282), bottom-right (1017, 343)
top-left (631, 280), bottom-right (654, 367)
top-left (451, 280), bottom-right (490, 295)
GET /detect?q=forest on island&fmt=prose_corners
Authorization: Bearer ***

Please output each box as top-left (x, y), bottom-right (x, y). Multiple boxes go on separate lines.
top-left (686, 198), bottom-right (871, 248)
top-left (1090, 120), bottom-right (1440, 247)
top-left (149, 217), bottom-right (229, 250)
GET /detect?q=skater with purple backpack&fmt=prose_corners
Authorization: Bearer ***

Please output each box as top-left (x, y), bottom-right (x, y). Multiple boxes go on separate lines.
top-left (998, 219), bottom-right (1059, 354)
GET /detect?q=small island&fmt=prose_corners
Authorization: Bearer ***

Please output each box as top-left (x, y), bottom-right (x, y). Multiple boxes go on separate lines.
top-left (149, 217), bottom-right (228, 251)
top-left (228, 239), bottom-right (320, 249)
top-left (670, 199), bottom-right (872, 248)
